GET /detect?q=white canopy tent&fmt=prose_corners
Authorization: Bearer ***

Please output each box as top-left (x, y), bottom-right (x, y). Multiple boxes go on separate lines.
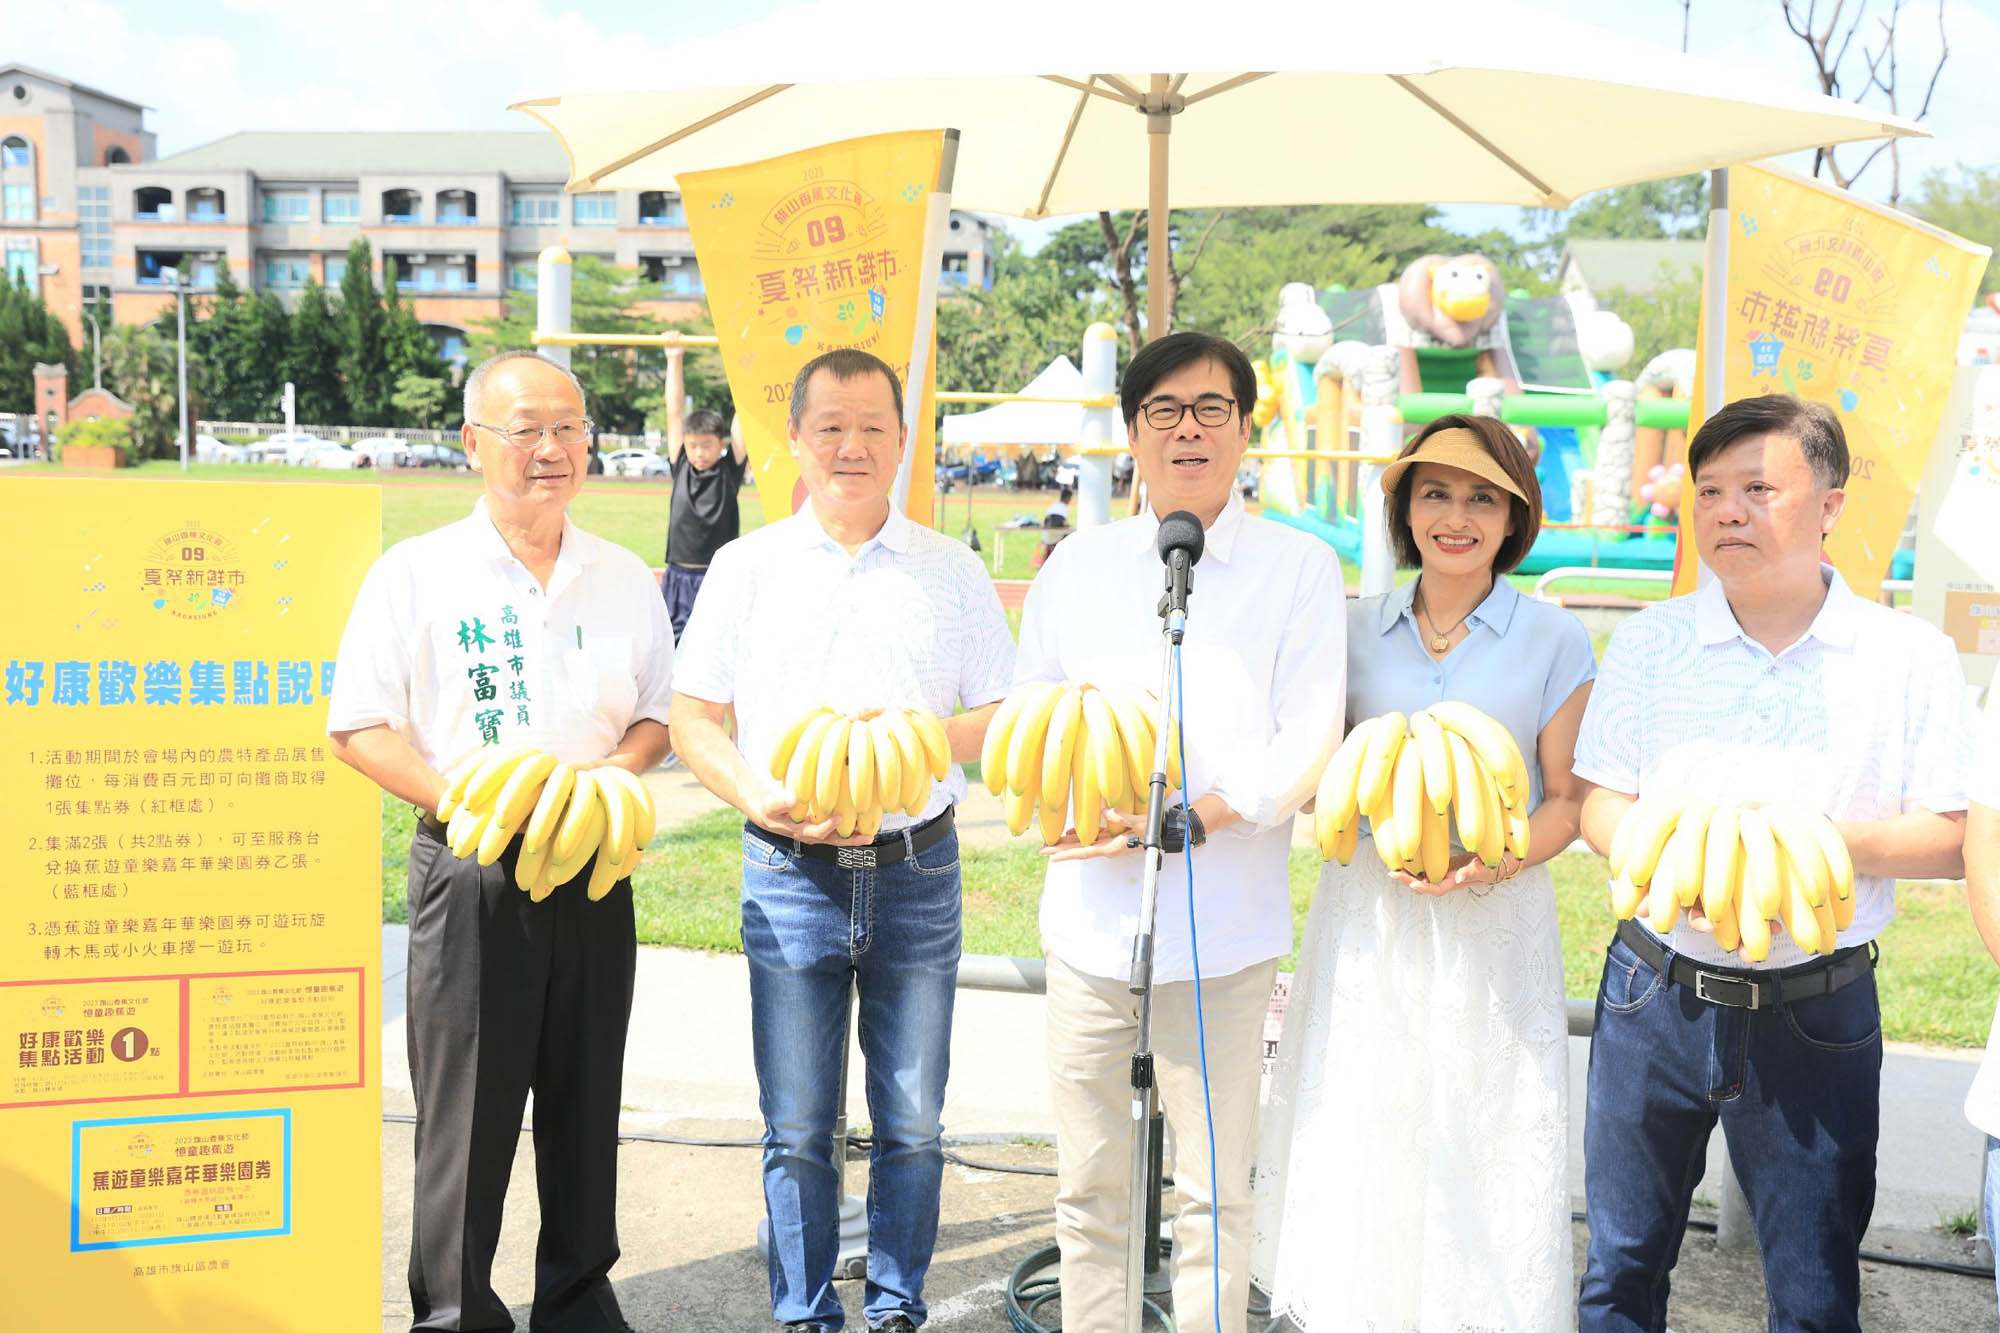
top-left (941, 356), bottom-right (1093, 448)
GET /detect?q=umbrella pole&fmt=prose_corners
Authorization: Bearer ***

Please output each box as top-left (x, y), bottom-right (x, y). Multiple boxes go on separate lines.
top-left (1146, 74), bottom-right (1172, 342)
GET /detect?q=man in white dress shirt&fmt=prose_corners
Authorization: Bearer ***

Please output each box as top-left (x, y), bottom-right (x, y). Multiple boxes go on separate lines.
top-left (329, 351), bottom-right (673, 1332)
top-left (1572, 393), bottom-right (1967, 1333)
top-left (669, 349), bottom-right (1014, 1333)
top-left (1015, 331), bottom-right (1347, 1333)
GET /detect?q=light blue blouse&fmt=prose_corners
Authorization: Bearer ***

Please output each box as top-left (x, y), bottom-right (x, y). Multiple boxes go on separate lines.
top-left (1347, 577), bottom-right (1597, 814)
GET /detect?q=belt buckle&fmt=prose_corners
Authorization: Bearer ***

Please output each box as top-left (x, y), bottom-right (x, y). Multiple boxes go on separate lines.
top-left (835, 845), bottom-right (877, 870)
top-left (1694, 969), bottom-right (1759, 1010)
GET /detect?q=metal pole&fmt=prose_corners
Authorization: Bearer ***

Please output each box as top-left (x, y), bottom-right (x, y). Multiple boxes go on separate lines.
top-left (664, 345), bottom-right (685, 457)
top-left (891, 129), bottom-right (959, 519)
top-left (82, 307), bottom-right (102, 389)
top-left (1144, 74), bottom-right (1172, 343)
top-left (174, 273), bottom-right (189, 473)
top-left (536, 246), bottom-right (573, 372)
top-left (1078, 321), bottom-right (1119, 530)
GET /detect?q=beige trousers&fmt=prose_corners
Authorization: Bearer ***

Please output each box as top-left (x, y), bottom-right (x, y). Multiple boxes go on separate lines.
top-left (1044, 953), bottom-right (1278, 1333)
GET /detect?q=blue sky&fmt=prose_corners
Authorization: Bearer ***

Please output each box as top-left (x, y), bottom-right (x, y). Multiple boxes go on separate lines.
top-left (12, 0), bottom-right (1997, 247)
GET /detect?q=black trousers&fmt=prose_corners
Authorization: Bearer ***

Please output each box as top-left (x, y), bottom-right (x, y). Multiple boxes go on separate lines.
top-left (405, 821), bottom-right (637, 1332)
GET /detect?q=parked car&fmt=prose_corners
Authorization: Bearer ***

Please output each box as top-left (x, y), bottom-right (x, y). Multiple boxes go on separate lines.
top-left (350, 436), bottom-right (409, 468)
top-left (407, 442), bottom-right (467, 469)
top-left (300, 441), bottom-right (360, 470)
top-left (251, 431), bottom-right (325, 465)
top-left (602, 447), bottom-right (663, 478)
top-left (637, 453), bottom-right (671, 477)
top-left (187, 434), bottom-right (245, 463)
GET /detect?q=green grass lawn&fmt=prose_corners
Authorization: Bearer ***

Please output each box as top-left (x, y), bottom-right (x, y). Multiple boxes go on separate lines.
top-left (375, 792), bottom-right (1996, 1048)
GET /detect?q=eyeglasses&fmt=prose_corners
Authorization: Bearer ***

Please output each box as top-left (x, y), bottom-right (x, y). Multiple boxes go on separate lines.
top-left (1139, 396), bottom-right (1238, 430)
top-left (471, 417), bottom-right (593, 449)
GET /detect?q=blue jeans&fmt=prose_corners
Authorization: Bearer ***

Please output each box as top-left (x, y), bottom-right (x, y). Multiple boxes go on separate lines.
top-left (1578, 933), bottom-right (1882, 1333)
top-left (742, 825), bottom-right (963, 1331)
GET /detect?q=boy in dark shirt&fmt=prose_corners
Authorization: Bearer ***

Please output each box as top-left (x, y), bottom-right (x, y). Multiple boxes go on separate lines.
top-left (662, 408), bottom-right (748, 642)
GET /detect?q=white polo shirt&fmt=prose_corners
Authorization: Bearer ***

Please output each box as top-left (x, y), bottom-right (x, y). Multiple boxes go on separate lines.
top-left (1960, 686), bottom-right (2000, 1137)
top-left (671, 501), bottom-right (1015, 828)
top-left (1574, 567), bottom-right (1969, 970)
top-left (326, 497), bottom-right (675, 771)
top-left (1017, 495), bottom-right (1347, 985)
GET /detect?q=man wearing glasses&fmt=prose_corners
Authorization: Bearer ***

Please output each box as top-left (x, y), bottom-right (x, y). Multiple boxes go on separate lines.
top-left (1013, 332), bottom-right (1346, 1331)
top-left (329, 350), bottom-right (672, 1333)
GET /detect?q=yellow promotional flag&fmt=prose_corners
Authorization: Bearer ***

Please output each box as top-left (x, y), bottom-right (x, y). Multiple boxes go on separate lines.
top-left (680, 130), bottom-right (953, 527)
top-left (0, 479), bottom-right (380, 1330)
top-left (1677, 163), bottom-right (1991, 598)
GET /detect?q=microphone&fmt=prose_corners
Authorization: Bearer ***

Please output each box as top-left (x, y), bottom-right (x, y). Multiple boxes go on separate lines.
top-left (1156, 510), bottom-right (1204, 623)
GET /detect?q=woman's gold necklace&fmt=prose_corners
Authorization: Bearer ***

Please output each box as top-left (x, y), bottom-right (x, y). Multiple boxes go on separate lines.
top-left (1415, 582), bottom-right (1474, 654)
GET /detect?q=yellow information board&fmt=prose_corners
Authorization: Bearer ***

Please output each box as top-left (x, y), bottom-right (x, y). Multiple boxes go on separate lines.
top-left (1678, 163), bottom-right (1991, 597)
top-left (0, 478), bottom-right (380, 1331)
top-left (680, 129), bottom-right (948, 527)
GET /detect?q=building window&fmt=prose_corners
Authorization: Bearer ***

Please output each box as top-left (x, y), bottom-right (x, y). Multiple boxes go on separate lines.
top-left (437, 189), bottom-right (477, 223)
top-left (509, 261), bottom-right (537, 293)
top-left (324, 256), bottom-right (347, 286)
top-left (638, 191), bottom-right (684, 227)
top-left (1, 136), bottom-right (28, 168)
top-left (261, 191), bottom-right (309, 223)
top-left (187, 188), bottom-right (226, 222)
top-left (510, 194), bottom-right (560, 226)
top-left (323, 192), bottom-right (360, 223)
top-left (79, 186), bottom-right (110, 270)
top-left (3, 184), bottom-right (31, 222)
top-left (573, 192), bottom-right (616, 226)
top-left (192, 259), bottom-right (217, 288)
top-left (104, 145), bottom-right (130, 166)
top-left (642, 256), bottom-right (704, 295)
top-left (5, 240), bottom-right (37, 292)
top-left (382, 189), bottom-right (421, 223)
top-left (263, 257), bottom-right (309, 289)
top-left (134, 186), bottom-right (174, 221)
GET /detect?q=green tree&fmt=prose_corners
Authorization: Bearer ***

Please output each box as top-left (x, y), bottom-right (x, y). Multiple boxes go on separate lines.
top-left (286, 279), bottom-right (346, 426)
top-left (1908, 165), bottom-right (2000, 296)
top-left (1597, 268), bottom-right (1703, 371)
top-left (0, 274), bottom-right (78, 414)
top-left (56, 415), bottom-right (134, 465)
top-left (339, 239), bottom-right (394, 426)
top-left (101, 322), bottom-right (183, 458)
top-left (391, 371), bottom-right (448, 429)
top-left (384, 277), bottom-right (443, 390)
top-left (936, 252), bottom-right (1111, 408)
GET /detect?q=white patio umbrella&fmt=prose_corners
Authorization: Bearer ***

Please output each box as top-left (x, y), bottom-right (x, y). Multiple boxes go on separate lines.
top-left (512, 0), bottom-right (1923, 335)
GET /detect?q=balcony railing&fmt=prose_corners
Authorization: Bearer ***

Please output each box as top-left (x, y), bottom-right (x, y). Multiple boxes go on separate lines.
top-left (189, 211), bottom-right (227, 223)
top-left (939, 270), bottom-right (973, 288)
top-left (638, 214), bottom-right (686, 227)
top-left (437, 215), bottom-right (479, 225)
top-left (383, 214), bottom-right (422, 224)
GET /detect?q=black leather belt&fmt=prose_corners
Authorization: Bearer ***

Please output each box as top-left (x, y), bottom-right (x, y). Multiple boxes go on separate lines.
top-left (745, 807), bottom-right (954, 869)
top-left (1615, 919), bottom-right (1877, 1011)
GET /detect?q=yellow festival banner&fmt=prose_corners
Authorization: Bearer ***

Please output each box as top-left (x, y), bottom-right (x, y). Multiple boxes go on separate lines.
top-left (1677, 163), bottom-right (1990, 598)
top-left (679, 130), bottom-right (951, 527)
top-left (0, 479), bottom-right (380, 1331)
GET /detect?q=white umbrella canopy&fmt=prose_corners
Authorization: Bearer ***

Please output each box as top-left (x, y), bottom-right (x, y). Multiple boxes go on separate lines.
top-left (514, 0), bottom-right (1923, 330)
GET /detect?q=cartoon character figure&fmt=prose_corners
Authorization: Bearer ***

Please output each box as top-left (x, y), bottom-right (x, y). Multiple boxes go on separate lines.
top-left (1392, 254), bottom-right (1521, 396)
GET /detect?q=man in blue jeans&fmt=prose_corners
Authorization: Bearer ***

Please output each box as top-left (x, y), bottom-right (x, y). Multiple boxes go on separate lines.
top-left (668, 348), bottom-right (1014, 1332)
top-left (1572, 393), bottom-right (1968, 1332)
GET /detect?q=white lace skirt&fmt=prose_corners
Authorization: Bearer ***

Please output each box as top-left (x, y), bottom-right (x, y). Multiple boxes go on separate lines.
top-left (1250, 854), bottom-right (1573, 1332)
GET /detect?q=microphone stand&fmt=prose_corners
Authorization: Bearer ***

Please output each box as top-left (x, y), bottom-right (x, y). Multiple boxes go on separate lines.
top-left (1123, 550), bottom-right (1191, 1333)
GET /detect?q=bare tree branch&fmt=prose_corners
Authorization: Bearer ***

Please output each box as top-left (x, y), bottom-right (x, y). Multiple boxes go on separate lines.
top-left (1780, 0), bottom-right (1946, 201)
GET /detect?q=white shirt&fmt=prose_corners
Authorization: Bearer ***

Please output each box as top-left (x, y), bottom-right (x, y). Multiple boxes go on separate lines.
top-left (1961, 686), bottom-right (2000, 1136)
top-left (671, 501), bottom-right (1015, 827)
top-left (1017, 495), bottom-right (1347, 985)
top-left (1574, 567), bottom-right (1969, 970)
top-left (326, 498), bottom-right (675, 770)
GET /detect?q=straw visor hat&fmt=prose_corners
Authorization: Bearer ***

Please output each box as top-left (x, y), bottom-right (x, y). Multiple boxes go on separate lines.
top-left (1378, 426), bottom-right (1528, 501)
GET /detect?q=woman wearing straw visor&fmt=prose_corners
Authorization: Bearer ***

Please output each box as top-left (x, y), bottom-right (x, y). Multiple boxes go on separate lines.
top-left (1252, 414), bottom-right (1594, 1330)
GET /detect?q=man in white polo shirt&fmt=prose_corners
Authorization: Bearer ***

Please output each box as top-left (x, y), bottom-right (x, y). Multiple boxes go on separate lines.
top-left (669, 348), bottom-right (1013, 1333)
top-left (1014, 331), bottom-right (1346, 1333)
top-left (1573, 393), bottom-right (1968, 1333)
top-left (1960, 683), bottom-right (2000, 1318)
top-left (328, 350), bottom-right (673, 1333)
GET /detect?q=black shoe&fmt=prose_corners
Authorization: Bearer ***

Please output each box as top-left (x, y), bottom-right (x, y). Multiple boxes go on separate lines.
top-left (873, 1319), bottom-right (918, 1333)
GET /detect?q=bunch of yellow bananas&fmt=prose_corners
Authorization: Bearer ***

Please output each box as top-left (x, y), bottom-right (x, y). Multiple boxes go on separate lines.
top-left (980, 680), bottom-right (1180, 846)
top-left (435, 745), bottom-right (657, 903)
top-left (1313, 702), bottom-right (1531, 880)
top-left (767, 706), bottom-right (953, 839)
top-left (1607, 797), bottom-right (1855, 961)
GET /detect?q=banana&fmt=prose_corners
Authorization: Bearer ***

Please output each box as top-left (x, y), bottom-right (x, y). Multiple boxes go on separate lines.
top-left (1425, 701), bottom-right (1526, 799)
top-left (1647, 839), bottom-right (1680, 931)
top-left (1332, 818), bottom-right (1360, 866)
top-left (1810, 882), bottom-right (1839, 955)
top-left (1475, 758), bottom-right (1506, 867)
top-left (833, 776), bottom-right (859, 838)
top-left (1101, 687), bottom-right (1156, 813)
top-left (1831, 877), bottom-right (1857, 930)
top-left (1409, 710), bottom-right (1454, 816)
top-left (515, 834), bottom-right (553, 896)
top-left (1389, 740), bottom-right (1425, 873)
top-left (446, 802), bottom-right (484, 859)
top-left (1369, 796), bottom-right (1403, 870)
top-left (1081, 689), bottom-right (1126, 809)
top-left (813, 717), bottom-right (852, 818)
top-left (1316, 717), bottom-right (1376, 840)
top-left (1618, 796), bottom-right (1685, 888)
top-left (435, 752), bottom-right (483, 820)
top-left (847, 716), bottom-right (877, 812)
top-left (1736, 808), bottom-right (1782, 919)
top-left (1735, 875), bottom-right (1772, 962)
top-left (909, 709), bottom-right (952, 782)
top-left (1005, 683), bottom-right (1064, 797)
top-left (1607, 798), bottom-right (1639, 879)
top-left (979, 690), bottom-right (1034, 797)
top-left (1809, 814), bottom-right (1855, 903)
top-left (1610, 876), bottom-right (1646, 919)
top-left (1780, 855), bottom-right (1823, 953)
top-left (1040, 688), bottom-right (1085, 808)
top-left (584, 846), bottom-right (624, 902)
top-left (543, 836), bottom-right (595, 892)
top-left (476, 798), bottom-right (521, 866)
top-left (596, 768), bottom-right (636, 863)
top-left (1766, 807), bottom-right (1831, 909)
top-left (1038, 797), bottom-right (1067, 847)
top-left (768, 707), bottom-right (828, 781)
top-left (867, 716), bottom-right (903, 813)
top-left (1700, 806), bottom-right (1742, 922)
top-left (1504, 808), bottom-right (1531, 861)
top-left (595, 765), bottom-right (657, 849)
top-left (552, 769), bottom-right (605, 863)
top-left (1073, 727), bottom-right (1103, 845)
top-left (1418, 801), bottom-right (1450, 883)
top-left (1709, 892), bottom-right (1742, 953)
top-left (1004, 786), bottom-right (1035, 837)
top-left (785, 711), bottom-right (840, 813)
top-left (479, 751), bottom-right (558, 864)
top-left (855, 804), bottom-right (883, 842)
top-left (1666, 801), bottom-right (1715, 908)
top-left (463, 743), bottom-right (536, 813)
top-left (1356, 712), bottom-right (1406, 813)
top-left (1443, 731), bottom-right (1485, 859)
top-left (521, 761), bottom-right (576, 855)
top-left (887, 711), bottom-right (931, 815)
